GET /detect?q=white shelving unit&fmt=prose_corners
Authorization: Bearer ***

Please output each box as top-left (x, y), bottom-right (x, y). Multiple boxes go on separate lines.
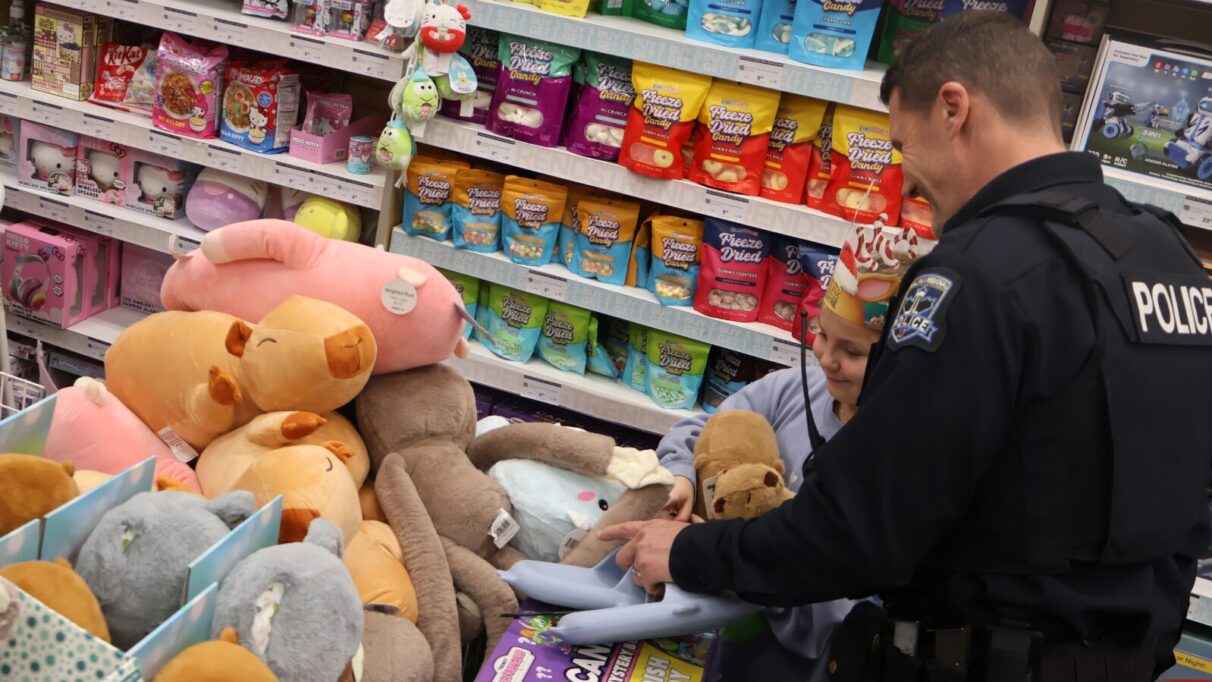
top-left (0, 80), bottom-right (387, 210)
top-left (76, 0), bottom-right (407, 82)
top-left (465, 0), bottom-right (888, 112)
top-left (1, 173), bottom-right (205, 254)
top-left (392, 230), bottom-right (810, 366)
top-left (422, 118), bottom-right (853, 246)
top-left (4, 307), bottom-right (143, 362)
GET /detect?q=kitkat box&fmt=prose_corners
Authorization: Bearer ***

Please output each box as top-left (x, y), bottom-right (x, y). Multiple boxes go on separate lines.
top-left (476, 602), bottom-right (711, 682)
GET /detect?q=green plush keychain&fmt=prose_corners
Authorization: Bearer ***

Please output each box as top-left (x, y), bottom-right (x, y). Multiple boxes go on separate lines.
top-left (375, 118), bottom-right (416, 184)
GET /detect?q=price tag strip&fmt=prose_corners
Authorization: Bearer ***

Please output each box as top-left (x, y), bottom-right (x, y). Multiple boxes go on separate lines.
top-left (171, 234), bottom-right (202, 254)
top-left (29, 101), bottom-right (79, 128)
top-left (350, 48), bottom-right (393, 79)
top-left (769, 337), bottom-right (804, 367)
top-left (147, 130), bottom-right (182, 157)
top-left (520, 375), bottom-right (562, 406)
top-left (81, 113), bottom-right (116, 139)
top-left (287, 35), bottom-right (325, 63)
top-left (103, 0), bottom-right (140, 20)
top-left (211, 17), bottom-right (249, 44)
top-left (524, 269), bottom-right (568, 301)
top-left (0, 91), bottom-right (19, 116)
top-left (473, 131), bottom-right (517, 164)
top-left (702, 189), bottom-right (750, 223)
top-left (162, 6), bottom-right (200, 34)
top-left (278, 165), bottom-right (376, 208)
top-left (82, 210), bottom-right (118, 237)
top-left (1180, 195), bottom-right (1212, 232)
top-left (35, 197), bottom-right (78, 225)
top-left (736, 56), bottom-right (785, 90)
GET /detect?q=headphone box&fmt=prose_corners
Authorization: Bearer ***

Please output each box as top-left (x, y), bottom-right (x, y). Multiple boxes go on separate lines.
top-left (119, 243), bottom-right (172, 314)
top-left (75, 136), bottom-right (132, 206)
top-left (18, 120), bottom-right (79, 197)
top-left (124, 147), bottom-right (195, 220)
top-left (3, 220), bottom-right (87, 328)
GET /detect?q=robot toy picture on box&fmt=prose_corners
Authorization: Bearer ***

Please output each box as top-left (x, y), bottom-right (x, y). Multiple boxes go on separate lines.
top-left (1077, 40), bottom-right (1212, 192)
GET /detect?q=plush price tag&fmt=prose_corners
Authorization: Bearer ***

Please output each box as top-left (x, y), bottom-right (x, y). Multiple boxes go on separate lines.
top-left (702, 189), bottom-right (750, 222)
top-left (473, 131), bottom-right (516, 164)
top-left (206, 144), bottom-right (242, 172)
top-left (80, 113), bottom-right (116, 139)
top-left (1180, 195), bottom-right (1212, 231)
top-left (524, 269), bottom-right (568, 301)
top-left (350, 49), bottom-right (391, 79)
top-left (211, 17), bottom-right (248, 43)
top-left (147, 130), bottom-right (182, 157)
top-left (36, 197), bottom-right (76, 225)
top-left (520, 375), bottom-right (562, 406)
top-left (288, 35), bottom-right (325, 62)
top-left (736, 56), bottom-right (784, 89)
top-left (769, 337), bottom-right (803, 367)
top-left (82, 210), bottom-right (117, 237)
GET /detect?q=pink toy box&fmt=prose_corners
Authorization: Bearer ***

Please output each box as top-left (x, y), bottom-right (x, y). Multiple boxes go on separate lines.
top-left (289, 113), bottom-right (386, 165)
top-left (3, 220), bottom-right (120, 328)
top-left (0, 115), bottom-right (19, 171)
top-left (120, 243), bottom-right (174, 314)
top-left (124, 147), bottom-right (194, 220)
top-left (75, 136), bottom-right (132, 205)
top-left (18, 120), bottom-right (78, 196)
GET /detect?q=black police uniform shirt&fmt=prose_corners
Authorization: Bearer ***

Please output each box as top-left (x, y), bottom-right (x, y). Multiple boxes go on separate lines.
top-left (669, 153), bottom-right (1208, 666)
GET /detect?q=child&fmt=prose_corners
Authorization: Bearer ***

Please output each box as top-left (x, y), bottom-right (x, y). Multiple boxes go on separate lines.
top-left (656, 221), bottom-right (930, 678)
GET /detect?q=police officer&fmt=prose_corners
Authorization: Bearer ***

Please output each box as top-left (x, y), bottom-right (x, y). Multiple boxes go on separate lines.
top-left (601, 11), bottom-right (1212, 681)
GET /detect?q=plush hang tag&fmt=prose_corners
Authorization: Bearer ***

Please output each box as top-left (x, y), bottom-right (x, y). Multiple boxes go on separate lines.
top-left (700, 474), bottom-right (719, 520)
top-left (489, 508), bottom-right (520, 548)
top-left (158, 426), bottom-right (200, 463)
top-left (446, 53), bottom-right (478, 95)
top-left (558, 528), bottom-right (589, 560)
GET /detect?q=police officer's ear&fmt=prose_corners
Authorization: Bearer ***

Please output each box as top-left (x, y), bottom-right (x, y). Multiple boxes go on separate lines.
top-left (937, 81), bottom-right (970, 136)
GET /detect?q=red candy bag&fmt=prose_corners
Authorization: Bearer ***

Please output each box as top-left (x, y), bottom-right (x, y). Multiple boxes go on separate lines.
top-left (821, 105), bottom-right (904, 225)
top-left (761, 95), bottom-right (828, 204)
top-left (688, 80), bottom-right (780, 196)
top-left (620, 63), bottom-right (713, 180)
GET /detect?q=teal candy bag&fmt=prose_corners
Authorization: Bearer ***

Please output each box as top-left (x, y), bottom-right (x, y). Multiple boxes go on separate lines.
top-left (502, 177), bottom-right (569, 267)
top-left (687, 0), bottom-right (764, 48)
top-left (755, 0), bottom-right (796, 53)
top-left (439, 269), bottom-right (481, 339)
top-left (586, 316), bottom-right (618, 378)
top-left (644, 330), bottom-right (710, 409)
top-left (539, 301), bottom-right (592, 374)
top-left (622, 324), bottom-right (649, 392)
top-left (482, 284), bottom-right (550, 362)
top-left (633, 0), bottom-right (690, 30)
top-left (788, 0), bottom-right (884, 70)
top-left (573, 198), bottom-right (641, 287)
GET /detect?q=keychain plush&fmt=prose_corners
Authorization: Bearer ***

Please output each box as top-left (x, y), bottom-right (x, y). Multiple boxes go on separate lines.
top-left (374, 119), bottom-right (416, 185)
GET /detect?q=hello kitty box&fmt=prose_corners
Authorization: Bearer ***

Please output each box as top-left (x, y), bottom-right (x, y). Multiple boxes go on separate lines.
top-left (220, 60), bottom-right (301, 154)
top-left (0, 115), bottom-right (19, 171)
top-left (75, 136), bottom-right (132, 205)
top-left (124, 148), bottom-right (195, 220)
top-left (18, 120), bottom-right (78, 197)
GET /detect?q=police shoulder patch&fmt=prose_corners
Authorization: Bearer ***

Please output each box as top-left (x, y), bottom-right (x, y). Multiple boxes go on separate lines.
top-left (888, 269), bottom-right (961, 352)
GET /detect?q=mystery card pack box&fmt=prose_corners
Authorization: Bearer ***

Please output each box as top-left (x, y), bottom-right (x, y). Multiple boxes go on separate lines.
top-left (476, 602), bottom-right (712, 682)
top-left (1075, 39), bottom-right (1212, 195)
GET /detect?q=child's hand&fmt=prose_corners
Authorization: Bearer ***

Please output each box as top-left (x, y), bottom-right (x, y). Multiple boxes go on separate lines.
top-left (662, 476), bottom-right (695, 522)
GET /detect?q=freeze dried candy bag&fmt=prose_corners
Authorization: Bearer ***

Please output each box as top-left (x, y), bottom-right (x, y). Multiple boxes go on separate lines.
top-left (573, 197), bottom-right (642, 286)
top-left (625, 214), bottom-right (651, 289)
top-left (788, 0), bottom-right (883, 71)
top-left (153, 33), bottom-right (229, 139)
top-left (440, 27), bottom-right (499, 124)
top-left (687, 0), bottom-right (763, 48)
top-left (791, 242), bottom-right (838, 343)
top-left (539, 301), bottom-right (592, 374)
top-left (758, 235), bottom-right (811, 330)
top-left (755, 0), bottom-right (796, 53)
top-left (762, 95), bottom-right (828, 204)
top-left (695, 218), bottom-right (771, 323)
top-left (439, 268), bottom-right (480, 339)
top-left (823, 106), bottom-right (903, 225)
top-left (644, 330), bottom-right (710, 409)
top-left (586, 316), bottom-right (618, 378)
top-left (689, 80), bottom-right (780, 196)
top-left (502, 176), bottom-right (568, 266)
top-left (482, 283), bottom-right (550, 363)
top-left (623, 324), bottom-right (649, 392)
top-left (453, 168), bottom-right (505, 252)
top-left (702, 348), bottom-right (761, 413)
top-left (876, 0), bottom-right (941, 64)
top-left (539, 0), bottom-right (592, 18)
top-left (620, 63), bottom-right (713, 180)
top-left (648, 216), bottom-right (703, 306)
top-left (489, 36), bottom-right (580, 147)
top-left (899, 194), bottom-right (934, 239)
top-left (804, 103), bottom-right (834, 209)
top-left (633, 0), bottom-right (690, 31)
top-left (558, 186), bottom-right (605, 269)
top-left (403, 157), bottom-right (471, 241)
top-left (564, 53), bottom-right (635, 161)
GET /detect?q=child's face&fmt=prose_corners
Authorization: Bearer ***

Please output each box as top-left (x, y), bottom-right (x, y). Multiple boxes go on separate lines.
top-left (812, 308), bottom-right (881, 406)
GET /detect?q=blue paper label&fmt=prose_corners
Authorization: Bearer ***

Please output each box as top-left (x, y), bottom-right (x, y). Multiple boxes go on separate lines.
top-left (789, 0), bottom-right (884, 70)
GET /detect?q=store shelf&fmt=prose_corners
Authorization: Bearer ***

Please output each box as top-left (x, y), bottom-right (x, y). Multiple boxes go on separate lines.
top-left (448, 339), bottom-right (696, 433)
top-left (393, 229), bottom-right (809, 366)
top-left (1, 173), bottom-right (204, 254)
top-left (1100, 166), bottom-right (1212, 232)
top-left (4, 307), bottom-right (145, 362)
top-left (77, 0), bottom-right (407, 82)
top-left (0, 80), bottom-right (387, 210)
top-left (465, 0), bottom-right (888, 112)
top-left (423, 117), bottom-right (853, 247)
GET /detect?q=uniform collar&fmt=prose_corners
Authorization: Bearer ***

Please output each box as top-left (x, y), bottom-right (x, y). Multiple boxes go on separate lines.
top-left (941, 152), bottom-right (1104, 234)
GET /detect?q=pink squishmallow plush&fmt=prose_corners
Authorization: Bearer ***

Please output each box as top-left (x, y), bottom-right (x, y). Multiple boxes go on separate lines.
top-left (160, 219), bottom-right (468, 374)
top-left (44, 377), bottom-right (201, 491)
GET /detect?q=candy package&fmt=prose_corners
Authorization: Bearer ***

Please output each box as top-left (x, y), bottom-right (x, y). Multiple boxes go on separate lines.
top-left (453, 168), bottom-right (505, 252)
top-left (648, 216), bottom-right (703, 306)
top-left (755, 0), bottom-right (796, 53)
top-left (623, 324), bottom-right (649, 392)
top-left (572, 197), bottom-right (642, 286)
top-left (152, 33), bottom-right (228, 139)
top-left (90, 43), bottom-right (150, 111)
top-left (221, 59), bottom-right (301, 154)
top-left (123, 50), bottom-right (157, 114)
top-left (804, 103), bottom-right (834, 209)
top-left (439, 268), bottom-right (481, 339)
top-left (791, 242), bottom-right (838, 342)
top-left (876, 0), bottom-right (941, 64)
top-left (822, 106), bottom-right (903, 225)
top-left (761, 95), bottom-right (828, 204)
top-left (689, 80), bottom-right (780, 196)
top-left (695, 218), bottom-right (771, 323)
top-left (687, 0), bottom-right (764, 47)
top-left (440, 28), bottom-right (500, 124)
top-left (301, 90), bottom-right (353, 135)
top-left (558, 186), bottom-right (605, 269)
top-left (482, 284), bottom-right (550, 363)
top-left (597, 0), bottom-right (635, 14)
top-left (403, 157), bottom-right (471, 240)
top-left (489, 36), bottom-right (581, 147)
top-left (899, 195), bottom-right (934, 239)
top-left (539, 301), bottom-right (592, 374)
top-left (625, 215), bottom-right (651, 288)
top-left (586, 316), bottom-right (618, 378)
top-left (596, 317), bottom-right (631, 379)
top-left (620, 63), bottom-right (713, 180)
top-left (539, 0), bottom-right (593, 17)
top-left (702, 348), bottom-right (763, 413)
top-left (502, 176), bottom-right (569, 266)
top-left (758, 236), bottom-right (810, 331)
top-left (788, 0), bottom-right (883, 71)
top-left (633, 0), bottom-right (690, 30)
top-left (243, 0), bottom-right (290, 19)
top-left (644, 330), bottom-right (710, 409)
top-left (564, 53), bottom-right (635, 161)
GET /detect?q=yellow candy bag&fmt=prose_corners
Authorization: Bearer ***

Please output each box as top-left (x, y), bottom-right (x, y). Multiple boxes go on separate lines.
top-left (823, 105), bottom-right (904, 225)
top-left (688, 80), bottom-right (781, 196)
top-left (620, 63), bottom-right (713, 180)
top-left (761, 95), bottom-right (829, 204)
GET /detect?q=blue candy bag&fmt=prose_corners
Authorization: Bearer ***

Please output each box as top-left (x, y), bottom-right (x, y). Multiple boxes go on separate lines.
top-left (586, 316), bottom-right (619, 378)
top-left (403, 157), bottom-right (470, 240)
top-left (452, 168), bottom-right (504, 252)
top-left (755, 0), bottom-right (796, 53)
top-left (481, 283), bottom-right (550, 363)
top-left (502, 176), bottom-right (569, 266)
top-left (572, 197), bottom-right (641, 287)
top-left (623, 324), bottom-right (649, 392)
top-left (788, 0), bottom-right (884, 70)
top-left (702, 348), bottom-right (762, 413)
top-left (644, 329), bottom-right (710, 409)
top-left (538, 301), bottom-right (592, 374)
top-left (647, 216), bottom-right (703, 307)
top-left (687, 0), bottom-right (764, 48)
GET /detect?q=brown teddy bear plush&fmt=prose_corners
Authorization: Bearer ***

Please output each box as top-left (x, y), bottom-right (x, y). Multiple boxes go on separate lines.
top-left (0, 454), bottom-right (78, 536)
top-left (693, 410), bottom-right (792, 520)
top-left (0, 559), bottom-right (109, 642)
top-left (711, 463), bottom-right (794, 520)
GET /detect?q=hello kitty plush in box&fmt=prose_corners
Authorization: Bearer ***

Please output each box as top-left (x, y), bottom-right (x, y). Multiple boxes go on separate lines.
top-left (124, 148), bottom-right (193, 220)
top-left (19, 121), bottom-right (78, 196)
top-left (75, 137), bottom-right (132, 205)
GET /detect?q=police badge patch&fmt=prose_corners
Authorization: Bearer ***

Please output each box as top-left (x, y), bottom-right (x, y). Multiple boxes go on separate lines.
top-left (888, 270), bottom-right (960, 352)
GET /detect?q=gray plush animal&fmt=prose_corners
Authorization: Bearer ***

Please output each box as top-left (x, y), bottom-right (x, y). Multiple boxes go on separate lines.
top-left (76, 491), bottom-right (255, 649)
top-left (211, 519), bottom-right (363, 682)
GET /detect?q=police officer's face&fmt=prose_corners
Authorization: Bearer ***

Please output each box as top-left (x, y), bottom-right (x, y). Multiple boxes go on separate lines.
top-left (812, 308), bottom-right (880, 407)
top-left (889, 90), bottom-right (960, 231)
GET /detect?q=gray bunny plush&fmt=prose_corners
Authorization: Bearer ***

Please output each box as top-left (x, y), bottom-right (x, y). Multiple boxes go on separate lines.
top-left (211, 519), bottom-right (364, 682)
top-left (76, 491), bottom-right (255, 649)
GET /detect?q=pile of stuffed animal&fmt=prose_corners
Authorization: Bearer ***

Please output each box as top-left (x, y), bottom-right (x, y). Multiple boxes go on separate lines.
top-left (2, 218), bottom-right (695, 681)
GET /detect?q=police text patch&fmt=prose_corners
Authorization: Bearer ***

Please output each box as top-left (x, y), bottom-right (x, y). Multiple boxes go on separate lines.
top-left (888, 270), bottom-right (960, 352)
top-left (1123, 273), bottom-right (1212, 346)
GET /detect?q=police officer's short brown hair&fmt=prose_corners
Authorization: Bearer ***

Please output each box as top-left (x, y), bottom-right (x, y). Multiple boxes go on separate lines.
top-left (880, 11), bottom-right (1062, 132)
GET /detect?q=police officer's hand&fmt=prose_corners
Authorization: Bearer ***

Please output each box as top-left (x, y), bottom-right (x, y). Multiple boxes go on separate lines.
top-left (662, 476), bottom-right (695, 522)
top-left (599, 520), bottom-right (688, 594)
